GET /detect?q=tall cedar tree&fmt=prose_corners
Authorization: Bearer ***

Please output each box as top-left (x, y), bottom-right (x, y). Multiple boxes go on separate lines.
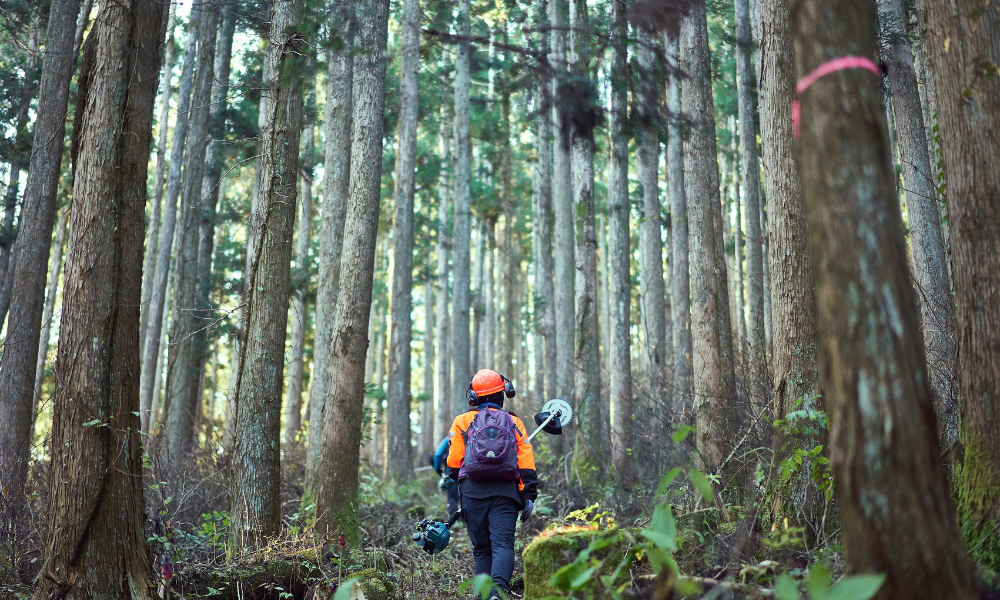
top-left (681, 0), bottom-right (734, 474)
top-left (305, 0), bottom-right (354, 494)
top-left (32, 0), bottom-right (167, 596)
top-left (314, 0), bottom-right (391, 542)
top-left (608, 0), bottom-right (633, 482)
top-left (229, 0), bottom-right (304, 550)
top-left (755, 0), bottom-right (823, 527)
top-left (163, 2), bottom-right (219, 459)
top-left (0, 0), bottom-right (81, 500)
top-left (791, 0), bottom-right (981, 596)
top-left (569, 0), bottom-right (603, 472)
top-left (450, 0), bottom-right (473, 418)
top-left (139, 11), bottom-right (201, 431)
top-left (917, 0), bottom-right (1000, 569)
top-left (386, 0), bottom-right (420, 483)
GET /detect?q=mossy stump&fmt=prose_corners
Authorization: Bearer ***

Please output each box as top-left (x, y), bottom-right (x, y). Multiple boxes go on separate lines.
top-left (521, 527), bottom-right (631, 600)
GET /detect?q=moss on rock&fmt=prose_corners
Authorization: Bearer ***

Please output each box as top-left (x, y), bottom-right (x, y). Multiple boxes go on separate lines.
top-left (521, 526), bottom-right (634, 600)
top-left (348, 568), bottom-right (396, 600)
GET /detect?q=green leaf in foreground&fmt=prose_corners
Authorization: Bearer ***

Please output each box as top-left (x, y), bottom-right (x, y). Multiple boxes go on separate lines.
top-left (825, 574), bottom-right (885, 600)
top-left (688, 469), bottom-right (714, 502)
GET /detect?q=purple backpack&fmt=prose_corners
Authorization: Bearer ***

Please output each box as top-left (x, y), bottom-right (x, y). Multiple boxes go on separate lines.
top-left (459, 406), bottom-right (520, 483)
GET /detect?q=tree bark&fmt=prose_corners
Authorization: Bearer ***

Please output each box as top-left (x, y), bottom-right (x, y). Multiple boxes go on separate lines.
top-left (736, 0), bottom-right (766, 358)
top-left (756, 0), bottom-right (823, 527)
top-left (550, 0), bottom-right (575, 414)
top-left (434, 113), bottom-right (452, 443)
top-left (877, 0), bottom-right (956, 447)
top-left (313, 0), bottom-right (391, 542)
top-left (31, 0), bottom-right (167, 596)
top-left (304, 0), bottom-right (354, 494)
top-left (0, 0), bottom-right (83, 495)
top-left (32, 205), bottom-right (70, 425)
top-left (681, 1), bottom-right (733, 474)
top-left (609, 0), bottom-right (632, 483)
top-left (386, 0), bottom-right (420, 483)
top-left (471, 223), bottom-right (485, 370)
top-left (569, 0), bottom-right (602, 473)
top-left (0, 27), bottom-right (41, 325)
top-left (286, 114), bottom-right (314, 446)
top-left (484, 231), bottom-right (496, 369)
top-left (164, 2), bottom-right (219, 459)
top-left (450, 0), bottom-right (473, 417)
top-left (791, 0), bottom-right (980, 596)
top-left (229, 0), bottom-right (304, 551)
top-left (666, 33), bottom-right (692, 423)
top-left (286, 51), bottom-right (317, 447)
top-left (916, 0), bottom-right (1000, 570)
top-left (636, 29), bottom-right (670, 411)
top-left (421, 282), bottom-right (435, 455)
top-left (140, 3), bottom-right (177, 353)
top-left (140, 9), bottom-right (201, 432)
top-left (197, 6), bottom-right (236, 443)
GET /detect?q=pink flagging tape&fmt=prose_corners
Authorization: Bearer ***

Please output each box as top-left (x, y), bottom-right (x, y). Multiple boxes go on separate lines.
top-left (792, 56), bottom-right (881, 139)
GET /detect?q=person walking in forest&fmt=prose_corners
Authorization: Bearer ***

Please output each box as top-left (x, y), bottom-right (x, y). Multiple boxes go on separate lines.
top-left (446, 369), bottom-right (538, 599)
top-left (432, 435), bottom-right (461, 517)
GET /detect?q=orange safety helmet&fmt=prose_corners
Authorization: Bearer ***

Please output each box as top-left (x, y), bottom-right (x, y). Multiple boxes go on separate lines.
top-left (467, 369), bottom-right (516, 406)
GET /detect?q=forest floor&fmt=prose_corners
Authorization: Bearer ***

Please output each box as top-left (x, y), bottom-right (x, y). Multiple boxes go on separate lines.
top-left (12, 441), bottom-right (999, 600)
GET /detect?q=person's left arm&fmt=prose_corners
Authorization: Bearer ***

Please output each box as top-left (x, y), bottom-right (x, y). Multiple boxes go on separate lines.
top-left (513, 416), bottom-right (538, 502)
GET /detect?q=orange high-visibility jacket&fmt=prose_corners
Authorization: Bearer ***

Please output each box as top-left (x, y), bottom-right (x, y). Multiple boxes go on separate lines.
top-left (446, 407), bottom-right (538, 500)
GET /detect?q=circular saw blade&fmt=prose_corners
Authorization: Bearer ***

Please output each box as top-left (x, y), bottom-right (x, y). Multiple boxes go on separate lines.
top-left (541, 398), bottom-right (573, 426)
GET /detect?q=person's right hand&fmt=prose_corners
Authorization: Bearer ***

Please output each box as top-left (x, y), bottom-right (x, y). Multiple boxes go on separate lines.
top-left (521, 499), bottom-right (534, 521)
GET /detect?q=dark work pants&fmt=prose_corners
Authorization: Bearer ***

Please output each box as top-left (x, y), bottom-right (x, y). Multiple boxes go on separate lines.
top-left (446, 482), bottom-right (461, 517)
top-left (462, 495), bottom-right (519, 591)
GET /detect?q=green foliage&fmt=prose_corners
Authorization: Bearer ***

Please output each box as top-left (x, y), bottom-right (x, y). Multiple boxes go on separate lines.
top-left (459, 573), bottom-right (503, 600)
top-left (773, 403), bottom-right (834, 502)
top-left (774, 562), bottom-right (885, 600)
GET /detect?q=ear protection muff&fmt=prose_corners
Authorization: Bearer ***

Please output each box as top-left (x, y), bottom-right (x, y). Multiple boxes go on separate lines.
top-left (500, 374), bottom-right (516, 398)
top-left (467, 382), bottom-right (479, 407)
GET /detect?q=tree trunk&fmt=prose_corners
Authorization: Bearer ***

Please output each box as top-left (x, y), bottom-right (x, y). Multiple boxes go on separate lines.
top-left (791, 0), bottom-right (980, 596)
top-left (471, 224), bottom-right (484, 370)
top-left (484, 234), bottom-right (496, 369)
top-left (609, 0), bottom-right (632, 482)
top-left (681, 1), bottom-right (733, 474)
top-left (0, 0), bottom-right (82, 495)
top-left (140, 9), bottom-right (201, 432)
top-left (304, 0), bottom-right (354, 495)
top-left (569, 0), bottom-right (602, 473)
top-left (286, 111), bottom-right (315, 446)
top-left (731, 140), bottom-right (746, 351)
top-left (313, 0), bottom-right (391, 542)
top-left (286, 48), bottom-right (317, 447)
top-left (164, 2), bottom-right (219, 459)
top-left (916, 0), bottom-right (1000, 570)
top-left (636, 29), bottom-right (670, 411)
top-left (434, 113), bottom-right (452, 443)
top-left (421, 282), bottom-right (435, 455)
top-left (32, 205), bottom-right (70, 425)
top-left (666, 33), bottom-right (692, 423)
top-left (501, 83), bottom-right (519, 383)
top-left (0, 27), bottom-right (41, 325)
top-left (386, 0), bottom-right (419, 483)
top-left (229, 0), bottom-right (304, 551)
top-left (756, 0), bottom-right (823, 527)
top-left (550, 0), bottom-right (575, 414)
top-left (140, 2), bottom-right (177, 353)
top-left (450, 0), bottom-right (473, 416)
top-left (877, 0), bottom-right (957, 447)
top-left (31, 0), bottom-right (167, 596)
top-left (197, 7), bottom-right (235, 444)
top-left (736, 0), bottom-right (766, 358)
